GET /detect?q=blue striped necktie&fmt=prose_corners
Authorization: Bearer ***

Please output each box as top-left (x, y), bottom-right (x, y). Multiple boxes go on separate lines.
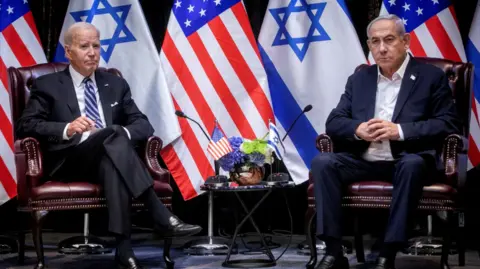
top-left (83, 77), bottom-right (104, 128)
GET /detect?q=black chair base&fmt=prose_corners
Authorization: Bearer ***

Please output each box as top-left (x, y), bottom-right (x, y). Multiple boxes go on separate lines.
top-left (58, 235), bottom-right (113, 255)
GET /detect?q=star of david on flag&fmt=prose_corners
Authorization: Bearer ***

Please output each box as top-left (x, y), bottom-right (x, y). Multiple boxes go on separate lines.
top-left (55, 0), bottom-right (136, 63)
top-left (270, 0), bottom-right (331, 61)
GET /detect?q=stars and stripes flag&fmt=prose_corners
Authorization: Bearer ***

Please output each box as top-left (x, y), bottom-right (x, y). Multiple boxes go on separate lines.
top-left (0, 0), bottom-right (46, 205)
top-left (207, 124), bottom-right (233, 161)
top-left (370, 0), bottom-right (466, 63)
top-left (371, 0), bottom-right (471, 164)
top-left (467, 3), bottom-right (480, 169)
top-left (160, 0), bottom-right (274, 200)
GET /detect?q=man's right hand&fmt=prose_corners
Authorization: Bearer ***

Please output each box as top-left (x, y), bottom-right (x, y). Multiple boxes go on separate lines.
top-left (67, 116), bottom-right (96, 137)
top-left (355, 122), bottom-right (376, 142)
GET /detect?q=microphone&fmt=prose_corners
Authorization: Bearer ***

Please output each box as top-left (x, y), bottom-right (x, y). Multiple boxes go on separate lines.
top-left (175, 110), bottom-right (211, 141)
top-left (282, 104), bottom-right (313, 141)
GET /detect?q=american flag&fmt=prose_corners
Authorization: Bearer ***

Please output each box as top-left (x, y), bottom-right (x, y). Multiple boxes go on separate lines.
top-left (207, 124), bottom-right (233, 160)
top-left (0, 0), bottom-right (46, 205)
top-left (370, 0), bottom-right (471, 164)
top-left (160, 0), bottom-right (274, 200)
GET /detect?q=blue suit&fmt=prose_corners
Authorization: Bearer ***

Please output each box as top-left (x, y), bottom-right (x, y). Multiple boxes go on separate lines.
top-left (311, 57), bottom-right (461, 243)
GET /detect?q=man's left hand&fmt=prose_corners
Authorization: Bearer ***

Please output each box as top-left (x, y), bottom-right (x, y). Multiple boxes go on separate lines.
top-left (366, 119), bottom-right (400, 141)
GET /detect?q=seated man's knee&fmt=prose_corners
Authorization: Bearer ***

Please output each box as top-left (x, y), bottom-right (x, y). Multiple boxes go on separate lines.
top-left (311, 152), bottom-right (337, 171)
top-left (396, 154), bottom-right (427, 170)
top-left (108, 125), bottom-right (128, 138)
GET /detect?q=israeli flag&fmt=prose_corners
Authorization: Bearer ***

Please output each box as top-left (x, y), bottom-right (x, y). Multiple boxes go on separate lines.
top-left (268, 122), bottom-right (286, 160)
top-left (258, 0), bottom-right (366, 184)
top-left (54, 0), bottom-right (180, 146)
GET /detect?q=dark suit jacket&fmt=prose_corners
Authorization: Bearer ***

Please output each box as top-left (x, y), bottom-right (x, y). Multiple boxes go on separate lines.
top-left (15, 67), bottom-right (155, 174)
top-left (325, 57), bottom-right (461, 166)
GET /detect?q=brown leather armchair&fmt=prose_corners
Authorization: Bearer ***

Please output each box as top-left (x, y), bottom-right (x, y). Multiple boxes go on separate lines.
top-left (9, 63), bottom-right (175, 269)
top-left (305, 57), bottom-right (473, 269)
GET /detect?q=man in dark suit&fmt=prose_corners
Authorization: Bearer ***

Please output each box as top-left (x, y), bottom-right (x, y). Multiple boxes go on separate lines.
top-left (16, 22), bottom-right (201, 269)
top-left (311, 15), bottom-right (460, 269)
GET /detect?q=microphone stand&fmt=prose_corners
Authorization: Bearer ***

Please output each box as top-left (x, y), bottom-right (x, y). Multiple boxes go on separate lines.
top-left (179, 114), bottom-right (234, 256)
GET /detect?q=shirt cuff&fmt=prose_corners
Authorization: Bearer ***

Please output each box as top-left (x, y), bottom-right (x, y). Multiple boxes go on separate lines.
top-left (397, 124), bottom-right (404, 141)
top-left (354, 134), bottom-right (362, 140)
top-left (122, 127), bottom-right (131, 140)
top-left (63, 123), bottom-right (72, 140)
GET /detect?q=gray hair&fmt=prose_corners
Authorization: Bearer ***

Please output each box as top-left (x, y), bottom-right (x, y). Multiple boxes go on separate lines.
top-left (367, 14), bottom-right (406, 38)
top-left (64, 22), bottom-right (100, 45)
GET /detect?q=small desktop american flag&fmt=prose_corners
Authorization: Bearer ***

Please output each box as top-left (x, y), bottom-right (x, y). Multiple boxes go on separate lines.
top-left (207, 124), bottom-right (233, 161)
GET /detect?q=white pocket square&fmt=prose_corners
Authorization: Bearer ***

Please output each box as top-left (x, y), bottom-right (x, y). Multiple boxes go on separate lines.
top-left (110, 102), bottom-right (119, 107)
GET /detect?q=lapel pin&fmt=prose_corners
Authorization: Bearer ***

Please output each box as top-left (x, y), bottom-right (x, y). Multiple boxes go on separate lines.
top-left (410, 74), bottom-right (416, 81)
top-left (104, 83), bottom-right (109, 87)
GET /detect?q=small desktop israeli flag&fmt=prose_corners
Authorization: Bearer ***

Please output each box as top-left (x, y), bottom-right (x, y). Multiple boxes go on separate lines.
top-left (268, 122), bottom-right (286, 160)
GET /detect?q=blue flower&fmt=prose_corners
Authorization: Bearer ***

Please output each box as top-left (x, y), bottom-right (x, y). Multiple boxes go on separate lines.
top-left (218, 136), bottom-right (246, 171)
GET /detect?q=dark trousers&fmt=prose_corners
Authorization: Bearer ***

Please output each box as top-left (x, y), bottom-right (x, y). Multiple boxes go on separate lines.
top-left (311, 152), bottom-right (429, 243)
top-left (52, 125), bottom-right (168, 235)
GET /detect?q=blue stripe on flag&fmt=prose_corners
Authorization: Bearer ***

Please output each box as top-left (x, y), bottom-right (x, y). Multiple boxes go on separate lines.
top-left (259, 44), bottom-right (318, 169)
top-left (269, 123), bottom-right (282, 142)
top-left (54, 44), bottom-right (68, 63)
top-left (268, 140), bottom-right (283, 160)
top-left (466, 38), bottom-right (480, 101)
top-left (336, 0), bottom-right (353, 23)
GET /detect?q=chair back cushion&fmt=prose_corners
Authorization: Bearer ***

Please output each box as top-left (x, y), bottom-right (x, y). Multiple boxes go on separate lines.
top-left (7, 63), bottom-right (122, 133)
top-left (356, 57), bottom-right (473, 136)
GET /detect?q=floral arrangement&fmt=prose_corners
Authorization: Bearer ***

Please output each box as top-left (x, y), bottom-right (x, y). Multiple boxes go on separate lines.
top-left (218, 136), bottom-right (274, 173)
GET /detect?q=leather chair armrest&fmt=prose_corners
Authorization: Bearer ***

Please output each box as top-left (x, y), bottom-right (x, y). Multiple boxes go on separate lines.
top-left (139, 136), bottom-right (170, 184)
top-left (14, 137), bottom-right (43, 205)
top-left (316, 133), bottom-right (333, 153)
top-left (442, 134), bottom-right (467, 189)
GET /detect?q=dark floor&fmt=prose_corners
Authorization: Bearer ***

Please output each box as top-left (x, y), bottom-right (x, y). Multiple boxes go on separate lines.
top-left (0, 233), bottom-right (479, 269)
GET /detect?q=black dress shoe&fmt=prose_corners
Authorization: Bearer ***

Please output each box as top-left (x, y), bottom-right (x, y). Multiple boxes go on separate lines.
top-left (315, 255), bottom-right (349, 269)
top-left (156, 215), bottom-right (202, 237)
top-left (373, 257), bottom-right (395, 269)
top-left (115, 252), bottom-right (143, 269)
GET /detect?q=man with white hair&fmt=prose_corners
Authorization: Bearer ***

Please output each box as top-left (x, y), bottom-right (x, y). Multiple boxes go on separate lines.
top-left (311, 15), bottom-right (460, 269)
top-left (16, 22), bottom-right (201, 269)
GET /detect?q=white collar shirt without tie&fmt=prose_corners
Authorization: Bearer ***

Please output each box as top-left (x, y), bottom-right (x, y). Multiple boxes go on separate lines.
top-left (361, 54), bottom-right (409, 162)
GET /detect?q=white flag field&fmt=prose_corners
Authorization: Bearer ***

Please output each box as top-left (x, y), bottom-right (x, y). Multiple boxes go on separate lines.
top-left (258, 0), bottom-right (366, 184)
top-left (53, 0), bottom-right (181, 146)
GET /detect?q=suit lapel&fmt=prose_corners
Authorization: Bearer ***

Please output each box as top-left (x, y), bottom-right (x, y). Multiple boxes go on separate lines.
top-left (60, 68), bottom-right (81, 118)
top-left (365, 67), bottom-right (378, 120)
top-left (95, 71), bottom-right (113, 127)
top-left (392, 59), bottom-right (419, 122)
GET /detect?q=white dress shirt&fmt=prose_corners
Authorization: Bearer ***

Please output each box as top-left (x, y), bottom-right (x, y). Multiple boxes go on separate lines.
top-left (62, 65), bottom-right (130, 142)
top-left (362, 54), bottom-right (409, 162)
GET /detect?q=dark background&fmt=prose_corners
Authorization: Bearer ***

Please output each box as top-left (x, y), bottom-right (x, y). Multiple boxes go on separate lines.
top-left (2, 0), bottom-right (480, 249)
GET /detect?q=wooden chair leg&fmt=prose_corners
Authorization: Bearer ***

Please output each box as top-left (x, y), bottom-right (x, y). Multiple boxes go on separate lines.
top-left (306, 208), bottom-right (317, 269)
top-left (32, 211), bottom-right (48, 269)
top-left (457, 212), bottom-right (465, 266)
top-left (163, 238), bottom-right (174, 269)
top-left (440, 211), bottom-right (453, 269)
top-left (17, 231), bottom-right (25, 265)
top-left (354, 214), bottom-right (365, 263)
